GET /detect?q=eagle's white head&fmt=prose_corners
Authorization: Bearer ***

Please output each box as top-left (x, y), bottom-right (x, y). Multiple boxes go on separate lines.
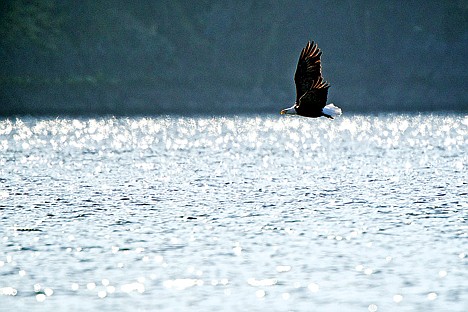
top-left (280, 105), bottom-right (297, 115)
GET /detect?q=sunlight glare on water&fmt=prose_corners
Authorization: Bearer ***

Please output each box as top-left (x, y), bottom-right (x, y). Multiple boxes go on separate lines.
top-left (0, 114), bottom-right (467, 312)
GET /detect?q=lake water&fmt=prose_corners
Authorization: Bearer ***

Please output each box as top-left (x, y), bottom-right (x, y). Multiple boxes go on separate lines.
top-left (0, 114), bottom-right (467, 311)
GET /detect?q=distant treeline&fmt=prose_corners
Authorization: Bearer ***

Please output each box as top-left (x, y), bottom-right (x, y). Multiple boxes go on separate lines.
top-left (1, 0), bottom-right (467, 115)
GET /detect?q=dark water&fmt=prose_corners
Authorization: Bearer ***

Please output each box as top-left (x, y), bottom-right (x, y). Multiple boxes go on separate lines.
top-left (0, 114), bottom-right (467, 311)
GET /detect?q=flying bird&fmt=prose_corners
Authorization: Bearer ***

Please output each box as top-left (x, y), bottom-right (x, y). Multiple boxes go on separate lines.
top-left (281, 41), bottom-right (342, 119)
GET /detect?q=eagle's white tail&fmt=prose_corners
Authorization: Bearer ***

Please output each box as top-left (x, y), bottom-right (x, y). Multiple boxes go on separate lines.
top-left (322, 103), bottom-right (342, 118)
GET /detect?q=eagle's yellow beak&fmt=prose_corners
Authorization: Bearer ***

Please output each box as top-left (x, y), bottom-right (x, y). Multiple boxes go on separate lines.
top-left (280, 110), bottom-right (286, 115)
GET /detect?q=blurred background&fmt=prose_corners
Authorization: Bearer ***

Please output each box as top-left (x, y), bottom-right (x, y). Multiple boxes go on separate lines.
top-left (1, 0), bottom-right (467, 115)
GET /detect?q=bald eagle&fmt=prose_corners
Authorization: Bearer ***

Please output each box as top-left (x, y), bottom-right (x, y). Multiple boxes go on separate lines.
top-left (281, 41), bottom-right (342, 119)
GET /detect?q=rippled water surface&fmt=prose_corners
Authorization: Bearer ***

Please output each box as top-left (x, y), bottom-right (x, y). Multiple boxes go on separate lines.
top-left (0, 114), bottom-right (467, 311)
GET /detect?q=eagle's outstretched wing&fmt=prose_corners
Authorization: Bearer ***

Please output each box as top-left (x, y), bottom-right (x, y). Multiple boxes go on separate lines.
top-left (294, 41), bottom-right (330, 116)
